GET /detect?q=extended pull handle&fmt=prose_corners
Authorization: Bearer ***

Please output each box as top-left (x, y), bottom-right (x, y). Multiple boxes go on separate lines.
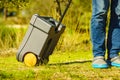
top-left (56, 0), bottom-right (72, 31)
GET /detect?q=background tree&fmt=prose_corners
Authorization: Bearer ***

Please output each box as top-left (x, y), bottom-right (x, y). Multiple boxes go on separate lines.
top-left (0, 0), bottom-right (29, 20)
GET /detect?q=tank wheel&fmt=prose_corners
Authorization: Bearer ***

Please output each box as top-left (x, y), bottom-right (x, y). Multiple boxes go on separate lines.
top-left (24, 53), bottom-right (38, 67)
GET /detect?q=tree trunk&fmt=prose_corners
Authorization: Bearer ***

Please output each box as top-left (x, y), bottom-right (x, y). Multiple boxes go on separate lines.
top-left (3, 7), bottom-right (7, 20)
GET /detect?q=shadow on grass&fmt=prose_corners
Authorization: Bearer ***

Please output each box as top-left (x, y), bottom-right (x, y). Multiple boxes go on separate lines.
top-left (48, 59), bottom-right (92, 66)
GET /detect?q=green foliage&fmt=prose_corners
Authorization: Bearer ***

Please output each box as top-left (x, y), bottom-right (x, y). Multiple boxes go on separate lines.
top-left (0, 24), bottom-right (26, 50)
top-left (0, 0), bottom-right (29, 8)
top-left (73, 0), bottom-right (92, 11)
top-left (17, 0), bottom-right (92, 21)
top-left (0, 24), bottom-right (16, 49)
top-left (0, 70), bottom-right (12, 79)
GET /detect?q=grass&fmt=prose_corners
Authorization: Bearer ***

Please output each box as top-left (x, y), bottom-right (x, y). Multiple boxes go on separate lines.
top-left (0, 51), bottom-right (120, 80)
top-left (0, 23), bottom-right (91, 52)
top-left (0, 24), bottom-right (27, 50)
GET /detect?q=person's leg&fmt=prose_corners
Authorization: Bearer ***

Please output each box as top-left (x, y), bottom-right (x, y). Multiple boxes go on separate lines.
top-left (107, 0), bottom-right (120, 67)
top-left (91, 0), bottom-right (110, 68)
top-left (91, 0), bottom-right (109, 57)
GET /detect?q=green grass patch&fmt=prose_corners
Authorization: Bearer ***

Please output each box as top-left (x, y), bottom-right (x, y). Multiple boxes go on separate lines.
top-left (0, 51), bottom-right (120, 80)
top-left (0, 24), bottom-right (27, 50)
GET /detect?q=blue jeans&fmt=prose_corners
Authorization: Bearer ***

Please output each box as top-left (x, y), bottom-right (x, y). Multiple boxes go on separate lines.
top-left (91, 0), bottom-right (120, 59)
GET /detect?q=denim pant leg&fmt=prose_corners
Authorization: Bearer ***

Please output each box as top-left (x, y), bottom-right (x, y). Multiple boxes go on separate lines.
top-left (91, 0), bottom-right (109, 57)
top-left (107, 0), bottom-right (120, 59)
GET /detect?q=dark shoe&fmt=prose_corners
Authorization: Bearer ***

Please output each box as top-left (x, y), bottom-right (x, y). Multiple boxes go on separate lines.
top-left (92, 56), bottom-right (108, 68)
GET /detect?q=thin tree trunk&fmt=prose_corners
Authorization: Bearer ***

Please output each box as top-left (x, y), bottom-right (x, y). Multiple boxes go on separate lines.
top-left (3, 7), bottom-right (7, 20)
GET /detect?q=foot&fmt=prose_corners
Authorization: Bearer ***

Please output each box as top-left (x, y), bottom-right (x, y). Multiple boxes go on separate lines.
top-left (92, 56), bottom-right (108, 68)
top-left (111, 56), bottom-right (120, 67)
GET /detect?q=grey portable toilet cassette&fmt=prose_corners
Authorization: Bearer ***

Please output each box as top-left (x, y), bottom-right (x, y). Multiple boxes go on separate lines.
top-left (16, 0), bottom-right (72, 66)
